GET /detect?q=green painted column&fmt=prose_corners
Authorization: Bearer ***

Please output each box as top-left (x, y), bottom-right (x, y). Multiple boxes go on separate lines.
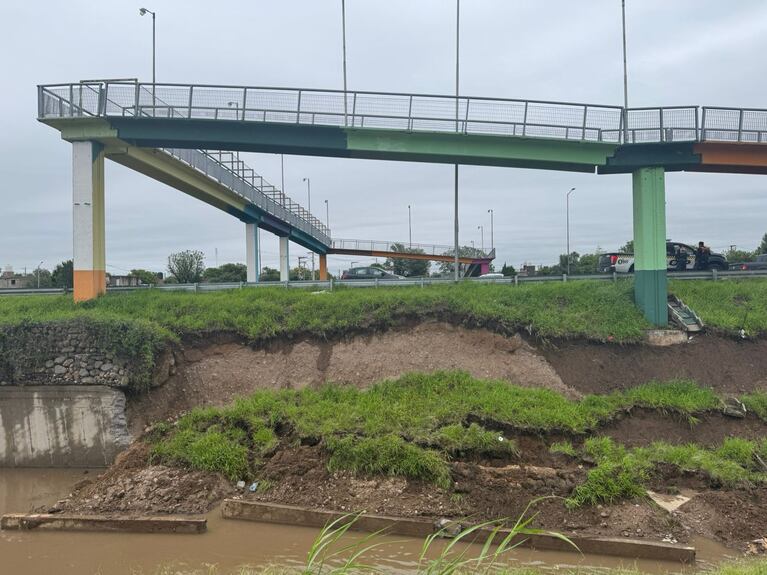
top-left (632, 167), bottom-right (668, 327)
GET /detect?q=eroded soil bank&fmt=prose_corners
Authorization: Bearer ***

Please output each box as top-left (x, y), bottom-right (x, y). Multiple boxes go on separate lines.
top-left (68, 323), bottom-right (767, 554)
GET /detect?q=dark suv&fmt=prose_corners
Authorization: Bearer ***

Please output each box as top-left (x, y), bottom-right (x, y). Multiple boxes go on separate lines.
top-left (341, 267), bottom-right (403, 280)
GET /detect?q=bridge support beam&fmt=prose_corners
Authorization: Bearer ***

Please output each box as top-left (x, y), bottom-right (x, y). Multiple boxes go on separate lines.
top-left (279, 236), bottom-right (290, 282)
top-left (245, 223), bottom-right (259, 283)
top-left (319, 254), bottom-right (328, 281)
top-left (632, 167), bottom-right (668, 327)
top-left (72, 141), bottom-right (106, 302)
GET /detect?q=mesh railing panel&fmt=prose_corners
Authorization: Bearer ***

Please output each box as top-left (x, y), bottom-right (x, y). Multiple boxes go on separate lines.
top-left (39, 83), bottom-right (767, 147)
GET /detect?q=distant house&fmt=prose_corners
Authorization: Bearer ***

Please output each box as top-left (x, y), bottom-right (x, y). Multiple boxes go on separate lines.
top-left (106, 274), bottom-right (142, 287)
top-left (0, 267), bottom-right (30, 289)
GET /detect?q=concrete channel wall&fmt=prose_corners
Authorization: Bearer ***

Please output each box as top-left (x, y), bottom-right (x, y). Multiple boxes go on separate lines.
top-left (0, 386), bottom-right (131, 467)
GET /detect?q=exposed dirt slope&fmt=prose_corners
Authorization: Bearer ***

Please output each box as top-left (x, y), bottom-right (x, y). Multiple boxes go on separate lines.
top-left (541, 336), bottom-right (767, 395)
top-left (127, 323), bottom-right (574, 433)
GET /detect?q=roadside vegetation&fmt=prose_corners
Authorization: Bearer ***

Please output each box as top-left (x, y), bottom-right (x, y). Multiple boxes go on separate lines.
top-left (670, 279), bottom-right (767, 337)
top-left (148, 371), bottom-right (767, 503)
top-left (0, 281), bottom-right (650, 342)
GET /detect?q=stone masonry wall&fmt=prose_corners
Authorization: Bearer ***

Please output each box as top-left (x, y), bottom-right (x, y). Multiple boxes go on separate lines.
top-left (0, 319), bottom-right (172, 390)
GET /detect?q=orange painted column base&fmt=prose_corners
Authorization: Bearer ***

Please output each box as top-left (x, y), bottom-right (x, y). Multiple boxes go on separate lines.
top-left (319, 254), bottom-right (328, 281)
top-left (73, 270), bottom-right (106, 302)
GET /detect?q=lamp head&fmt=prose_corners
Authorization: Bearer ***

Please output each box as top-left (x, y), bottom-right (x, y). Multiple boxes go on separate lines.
top-left (139, 8), bottom-right (147, 15)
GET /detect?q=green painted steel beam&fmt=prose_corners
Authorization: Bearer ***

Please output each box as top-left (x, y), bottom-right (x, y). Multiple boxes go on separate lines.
top-left (106, 118), bottom-right (618, 173)
top-left (632, 167), bottom-right (668, 327)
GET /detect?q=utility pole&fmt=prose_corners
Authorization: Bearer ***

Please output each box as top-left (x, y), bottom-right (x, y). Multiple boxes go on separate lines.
top-left (478, 225), bottom-right (484, 252)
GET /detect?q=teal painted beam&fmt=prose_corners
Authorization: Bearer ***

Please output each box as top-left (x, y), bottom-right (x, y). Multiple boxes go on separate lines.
top-left (107, 118), bottom-right (617, 173)
top-left (632, 167), bottom-right (668, 327)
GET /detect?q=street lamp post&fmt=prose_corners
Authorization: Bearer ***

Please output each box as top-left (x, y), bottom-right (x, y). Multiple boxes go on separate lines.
top-left (478, 225), bottom-right (484, 252)
top-left (453, 0), bottom-right (460, 282)
top-left (341, 0), bottom-right (348, 126)
top-left (139, 7), bottom-right (156, 109)
top-left (303, 177), bottom-right (314, 277)
top-left (36, 260), bottom-right (43, 289)
top-left (566, 187), bottom-right (576, 275)
top-left (487, 209), bottom-right (494, 251)
top-left (325, 199), bottom-right (329, 229)
top-left (621, 0), bottom-right (629, 142)
top-left (408, 205), bottom-right (412, 248)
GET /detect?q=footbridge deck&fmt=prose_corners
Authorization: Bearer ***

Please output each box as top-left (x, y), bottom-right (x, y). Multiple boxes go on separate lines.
top-left (37, 80), bottom-right (767, 325)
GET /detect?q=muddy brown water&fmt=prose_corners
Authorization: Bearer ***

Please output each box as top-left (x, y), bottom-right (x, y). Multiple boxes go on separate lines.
top-left (0, 469), bottom-right (735, 575)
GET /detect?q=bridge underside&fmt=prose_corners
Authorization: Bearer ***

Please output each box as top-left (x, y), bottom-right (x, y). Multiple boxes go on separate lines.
top-left (330, 248), bottom-right (493, 265)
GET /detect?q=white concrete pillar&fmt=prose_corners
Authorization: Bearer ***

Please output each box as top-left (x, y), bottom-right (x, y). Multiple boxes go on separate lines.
top-left (245, 223), bottom-right (259, 283)
top-left (72, 141), bottom-right (106, 301)
top-left (279, 236), bottom-right (290, 282)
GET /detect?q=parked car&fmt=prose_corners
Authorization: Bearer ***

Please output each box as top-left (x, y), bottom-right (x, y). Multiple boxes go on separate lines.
top-left (602, 242), bottom-right (728, 273)
top-left (731, 254), bottom-right (767, 271)
top-left (341, 267), bottom-right (404, 280)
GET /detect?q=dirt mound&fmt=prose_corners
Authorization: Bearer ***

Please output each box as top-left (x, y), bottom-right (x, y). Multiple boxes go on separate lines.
top-left (56, 443), bottom-right (233, 516)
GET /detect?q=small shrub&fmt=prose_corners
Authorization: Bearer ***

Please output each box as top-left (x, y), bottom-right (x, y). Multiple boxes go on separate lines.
top-left (151, 428), bottom-right (249, 480)
top-left (549, 441), bottom-right (577, 457)
top-left (434, 423), bottom-right (518, 457)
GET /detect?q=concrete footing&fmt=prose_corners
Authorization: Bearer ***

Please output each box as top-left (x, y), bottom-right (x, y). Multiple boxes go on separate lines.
top-left (0, 513), bottom-right (206, 533)
top-left (221, 500), bottom-right (695, 563)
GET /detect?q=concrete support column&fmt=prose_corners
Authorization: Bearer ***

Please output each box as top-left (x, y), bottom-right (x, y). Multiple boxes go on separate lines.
top-left (279, 236), bottom-right (290, 282)
top-left (319, 254), bottom-right (328, 280)
top-left (245, 223), bottom-right (259, 283)
top-left (632, 166), bottom-right (668, 327)
top-left (72, 141), bottom-right (106, 302)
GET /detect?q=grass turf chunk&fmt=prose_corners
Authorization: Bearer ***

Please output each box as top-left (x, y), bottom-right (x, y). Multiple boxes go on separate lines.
top-left (326, 435), bottom-right (452, 489)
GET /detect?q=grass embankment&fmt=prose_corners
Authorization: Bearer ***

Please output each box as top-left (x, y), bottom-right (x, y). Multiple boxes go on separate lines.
top-left (149, 372), bottom-right (767, 505)
top-left (671, 279), bottom-right (767, 337)
top-left (0, 281), bottom-right (649, 342)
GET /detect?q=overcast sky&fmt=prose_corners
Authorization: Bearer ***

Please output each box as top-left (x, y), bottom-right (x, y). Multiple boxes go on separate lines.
top-left (2, 0), bottom-right (767, 276)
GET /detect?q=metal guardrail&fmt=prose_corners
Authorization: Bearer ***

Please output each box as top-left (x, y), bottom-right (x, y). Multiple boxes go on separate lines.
top-left (330, 238), bottom-right (495, 259)
top-left (39, 82), bottom-right (331, 246)
top-left (37, 81), bottom-right (767, 145)
top-left (3, 269), bottom-right (765, 297)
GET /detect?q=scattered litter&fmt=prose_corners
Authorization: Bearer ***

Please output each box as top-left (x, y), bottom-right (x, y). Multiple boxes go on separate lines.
top-left (722, 397), bottom-right (747, 419)
top-left (249, 481), bottom-right (259, 492)
top-left (647, 490), bottom-right (695, 513)
top-left (434, 518), bottom-right (462, 538)
top-left (236, 480), bottom-right (246, 489)
top-left (311, 291), bottom-right (329, 295)
top-left (662, 535), bottom-right (679, 544)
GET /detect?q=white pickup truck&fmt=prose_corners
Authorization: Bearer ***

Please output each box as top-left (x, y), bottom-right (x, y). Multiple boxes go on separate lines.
top-left (598, 242), bottom-right (728, 273)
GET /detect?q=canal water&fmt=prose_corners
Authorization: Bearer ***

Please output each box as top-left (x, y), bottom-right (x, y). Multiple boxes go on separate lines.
top-left (0, 469), bottom-right (734, 574)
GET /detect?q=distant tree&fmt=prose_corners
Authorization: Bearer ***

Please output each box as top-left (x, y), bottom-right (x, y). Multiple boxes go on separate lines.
top-left (130, 269), bottom-right (159, 285)
top-left (619, 240), bottom-right (634, 254)
top-left (51, 260), bottom-right (73, 289)
top-left (500, 263), bottom-right (516, 276)
top-left (203, 263), bottom-right (247, 283)
top-left (575, 253), bottom-right (599, 275)
top-left (167, 250), bottom-right (205, 283)
top-left (383, 243), bottom-right (430, 277)
top-left (438, 245), bottom-right (486, 275)
top-left (724, 248), bottom-right (755, 264)
top-left (757, 233), bottom-right (767, 255)
top-left (259, 267), bottom-right (280, 281)
top-left (27, 268), bottom-right (52, 288)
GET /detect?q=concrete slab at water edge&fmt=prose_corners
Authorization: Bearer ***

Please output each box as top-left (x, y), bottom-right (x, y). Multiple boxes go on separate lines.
top-left (0, 386), bottom-right (131, 467)
top-left (0, 512), bottom-right (206, 533)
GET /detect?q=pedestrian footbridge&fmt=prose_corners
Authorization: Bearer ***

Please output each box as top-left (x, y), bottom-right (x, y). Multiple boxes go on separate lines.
top-left (38, 80), bottom-right (767, 325)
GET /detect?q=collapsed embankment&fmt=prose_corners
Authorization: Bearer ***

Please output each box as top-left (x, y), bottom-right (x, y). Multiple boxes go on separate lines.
top-left (3, 281), bottom-right (767, 552)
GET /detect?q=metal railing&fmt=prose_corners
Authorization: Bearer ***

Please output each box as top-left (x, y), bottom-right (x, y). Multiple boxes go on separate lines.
top-left (3, 269), bottom-right (766, 297)
top-left (330, 238), bottom-right (494, 259)
top-left (39, 80), bottom-right (767, 145)
top-left (39, 82), bottom-right (331, 245)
